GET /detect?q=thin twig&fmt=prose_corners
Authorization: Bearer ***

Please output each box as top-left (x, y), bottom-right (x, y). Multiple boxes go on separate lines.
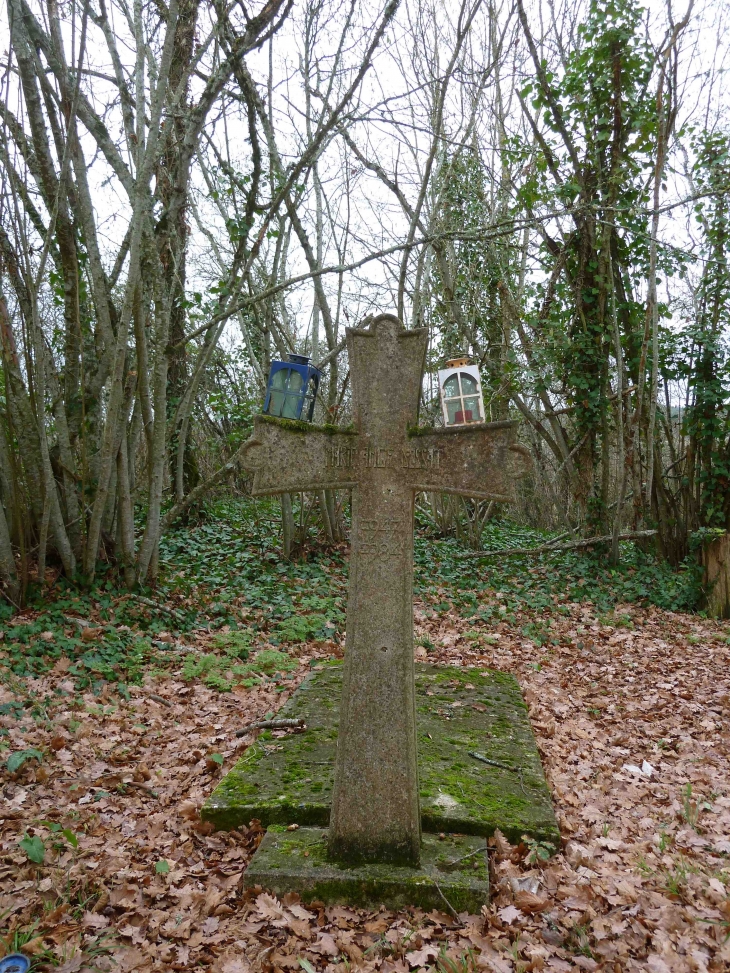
top-left (468, 752), bottom-right (518, 772)
top-left (468, 752), bottom-right (527, 796)
top-left (235, 717), bottom-right (306, 738)
top-left (0, 587), bottom-right (21, 611)
top-left (433, 881), bottom-right (463, 925)
top-left (148, 694), bottom-right (173, 708)
top-left (446, 845), bottom-right (488, 866)
top-left (456, 529), bottom-right (658, 559)
top-left (56, 774), bottom-right (158, 797)
top-left (122, 594), bottom-right (185, 622)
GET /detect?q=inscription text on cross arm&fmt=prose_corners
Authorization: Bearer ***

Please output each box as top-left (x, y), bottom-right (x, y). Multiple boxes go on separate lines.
top-left (325, 444), bottom-right (442, 470)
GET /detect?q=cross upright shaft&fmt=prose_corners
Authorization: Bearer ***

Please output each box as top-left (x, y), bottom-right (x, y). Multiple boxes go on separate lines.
top-left (240, 314), bottom-right (530, 868)
top-left (328, 315), bottom-right (426, 865)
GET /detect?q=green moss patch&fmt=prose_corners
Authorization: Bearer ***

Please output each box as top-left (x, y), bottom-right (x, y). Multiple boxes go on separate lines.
top-left (258, 415), bottom-right (356, 436)
top-left (244, 826), bottom-right (489, 912)
top-left (203, 663), bottom-right (558, 846)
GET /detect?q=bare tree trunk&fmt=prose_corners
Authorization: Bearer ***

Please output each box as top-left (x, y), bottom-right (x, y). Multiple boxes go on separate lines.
top-left (117, 435), bottom-right (136, 589)
top-left (609, 241), bottom-right (628, 565)
top-left (318, 490), bottom-right (335, 544)
top-left (0, 497), bottom-right (19, 602)
top-left (281, 493), bottom-right (294, 559)
top-left (136, 291), bottom-right (171, 583)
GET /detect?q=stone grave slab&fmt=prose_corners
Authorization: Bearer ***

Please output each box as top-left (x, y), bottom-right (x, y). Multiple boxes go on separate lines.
top-left (243, 827), bottom-right (490, 913)
top-left (203, 663), bottom-right (558, 846)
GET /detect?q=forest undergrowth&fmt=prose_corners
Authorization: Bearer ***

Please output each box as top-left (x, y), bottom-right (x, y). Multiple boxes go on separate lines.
top-left (1, 499), bottom-right (728, 972)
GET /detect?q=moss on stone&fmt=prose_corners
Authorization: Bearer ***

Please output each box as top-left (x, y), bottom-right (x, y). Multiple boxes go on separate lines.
top-left (406, 421), bottom-right (516, 438)
top-left (244, 827), bottom-right (489, 912)
top-left (203, 663), bottom-right (559, 846)
top-left (406, 424), bottom-right (437, 438)
top-left (258, 415), bottom-right (356, 436)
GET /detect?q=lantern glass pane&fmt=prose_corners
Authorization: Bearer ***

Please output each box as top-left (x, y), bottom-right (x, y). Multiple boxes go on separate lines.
top-left (463, 396), bottom-right (479, 419)
top-left (281, 394), bottom-right (301, 419)
top-left (304, 378), bottom-right (316, 400)
top-left (460, 373), bottom-right (478, 395)
top-left (271, 368), bottom-right (288, 390)
top-left (443, 375), bottom-right (459, 398)
top-left (446, 400), bottom-right (461, 424)
top-left (287, 370), bottom-right (304, 393)
top-left (268, 390), bottom-right (286, 416)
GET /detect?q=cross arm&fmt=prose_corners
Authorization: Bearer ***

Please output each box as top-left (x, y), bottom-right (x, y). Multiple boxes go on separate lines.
top-left (403, 421), bottom-right (531, 501)
top-left (240, 415), bottom-right (359, 496)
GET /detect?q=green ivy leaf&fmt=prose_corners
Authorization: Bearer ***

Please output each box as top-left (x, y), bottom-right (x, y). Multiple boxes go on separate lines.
top-left (7, 748), bottom-right (43, 773)
top-left (19, 833), bottom-right (45, 864)
top-left (155, 859), bottom-right (170, 874)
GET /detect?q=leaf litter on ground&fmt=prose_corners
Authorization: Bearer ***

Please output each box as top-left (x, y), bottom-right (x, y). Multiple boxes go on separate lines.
top-left (1, 504), bottom-right (728, 971)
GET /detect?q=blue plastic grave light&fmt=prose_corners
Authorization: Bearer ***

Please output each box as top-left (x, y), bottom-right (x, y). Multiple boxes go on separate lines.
top-left (0, 955), bottom-right (31, 973)
top-left (263, 353), bottom-right (322, 422)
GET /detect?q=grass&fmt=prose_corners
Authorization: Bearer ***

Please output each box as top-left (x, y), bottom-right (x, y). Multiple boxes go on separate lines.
top-left (1, 896), bottom-right (116, 971)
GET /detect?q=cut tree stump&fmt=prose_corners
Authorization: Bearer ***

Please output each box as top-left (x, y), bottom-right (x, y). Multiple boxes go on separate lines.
top-left (703, 532), bottom-right (730, 618)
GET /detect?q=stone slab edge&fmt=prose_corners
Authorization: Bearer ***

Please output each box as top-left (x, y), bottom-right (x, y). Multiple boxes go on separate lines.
top-left (244, 827), bottom-right (489, 913)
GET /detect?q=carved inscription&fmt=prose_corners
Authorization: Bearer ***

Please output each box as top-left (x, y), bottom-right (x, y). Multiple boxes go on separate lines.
top-left (326, 444), bottom-right (442, 471)
top-left (401, 446), bottom-right (441, 470)
top-left (326, 444), bottom-right (358, 468)
top-left (358, 518), bottom-right (405, 559)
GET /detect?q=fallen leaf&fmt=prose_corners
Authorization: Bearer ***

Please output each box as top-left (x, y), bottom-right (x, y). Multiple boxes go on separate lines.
top-left (513, 890), bottom-right (549, 913)
top-left (254, 892), bottom-right (289, 926)
top-left (405, 945), bottom-right (439, 967)
top-left (218, 960), bottom-right (250, 973)
top-left (55, 957), bottom-right (85, 973)
top-left (497, 905), bottom-right (523, 925)
top-left (365, 917), bottom-right (390, 934)
top-left (492, 829), bottom-right (514, 861)
top-left (83, 910), bottom-right (110, 928)
top-left (310, 932), bottom-right (339, 956)
top-left (202, 915), bottom-right (220, 935)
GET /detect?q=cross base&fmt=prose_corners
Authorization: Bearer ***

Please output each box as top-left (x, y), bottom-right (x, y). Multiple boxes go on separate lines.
top-left (244, 827), bottom-right (489, 913)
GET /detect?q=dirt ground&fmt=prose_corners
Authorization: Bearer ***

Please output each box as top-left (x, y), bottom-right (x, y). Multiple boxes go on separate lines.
top-left (2, 601), bottom-right (729, 972)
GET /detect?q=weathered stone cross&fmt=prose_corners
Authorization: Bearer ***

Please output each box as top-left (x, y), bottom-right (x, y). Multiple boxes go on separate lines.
top-left (242, 314), bottom-right (529, 866)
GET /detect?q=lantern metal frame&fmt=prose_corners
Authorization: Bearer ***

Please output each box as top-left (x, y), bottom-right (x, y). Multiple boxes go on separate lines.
top-left (263, 354), bottom-right (322, 422)
top-left (437, 358), bottom-right (485, 427)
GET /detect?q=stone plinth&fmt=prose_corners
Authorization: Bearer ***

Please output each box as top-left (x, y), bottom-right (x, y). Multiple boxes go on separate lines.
top-left (243, 827), bottom-right (490, 913)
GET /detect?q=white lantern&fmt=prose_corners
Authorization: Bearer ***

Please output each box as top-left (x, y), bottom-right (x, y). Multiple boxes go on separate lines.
top-left (437, 358), bottom-right (485, 427)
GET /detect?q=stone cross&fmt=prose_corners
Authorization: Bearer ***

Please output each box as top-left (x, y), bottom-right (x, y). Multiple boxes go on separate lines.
top-left (242, 314), bottom-right (529, 866)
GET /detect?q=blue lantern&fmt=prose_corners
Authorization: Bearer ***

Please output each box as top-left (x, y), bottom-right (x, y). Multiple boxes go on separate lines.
top-left (263, 353), bottom-right (321, 421)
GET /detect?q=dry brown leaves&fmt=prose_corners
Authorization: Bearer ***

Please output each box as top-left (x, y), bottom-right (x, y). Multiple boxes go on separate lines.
top-left (1, 602), bottom-right (729, 972)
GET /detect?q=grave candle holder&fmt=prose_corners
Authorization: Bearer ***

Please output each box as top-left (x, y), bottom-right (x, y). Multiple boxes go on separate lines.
top-left (437, 357), bottom-right (485, 427)
top-left (263, 353), bottom-right (321, 422)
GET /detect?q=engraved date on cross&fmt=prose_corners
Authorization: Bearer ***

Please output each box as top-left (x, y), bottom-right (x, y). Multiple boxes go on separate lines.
top-left (359, 518), bottom-right (405, 558)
